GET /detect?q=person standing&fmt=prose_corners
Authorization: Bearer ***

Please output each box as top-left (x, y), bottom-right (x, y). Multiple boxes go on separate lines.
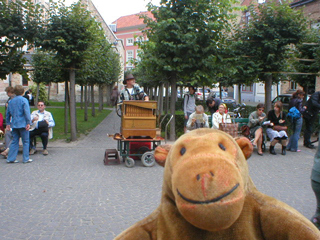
top-left (6, 85), bottom-right (32, 163)
top-left (303, 91), bottom-right (320, 149)
top-left (183, 86), bottom-right (197, 133)
top-left (1, 86), bottom-right (15, 157)
top-left (119, 74), bottom-right (149, 101)
top-left (206, 97), bottom-right (222, 115)
top-left (311, 142), bottom-right (320, 230)
top-left (110, 86), bottom-right (119, 106)
top-left (287, 90), bottom-right (306, 152)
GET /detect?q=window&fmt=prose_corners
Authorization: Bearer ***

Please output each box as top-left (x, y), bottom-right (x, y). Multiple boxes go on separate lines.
top-left (22, 76), bottom-right (28, 86)
top-left (126, 50), bottom-right (134, 66)
top-left (126, 38), bottom-right (134, 46)
top-left (290, 81), bottom-right (297, 90)
top-left (245, 11), bottom-right (251, 25)
top-left (242, 85), bottom-right (253, 92)
top-left (135, 36), bottom-right (144, 44)
top-left (136, 49), bottom-right (142, 62)
top-left (311, 22), bottom-right (320, 29)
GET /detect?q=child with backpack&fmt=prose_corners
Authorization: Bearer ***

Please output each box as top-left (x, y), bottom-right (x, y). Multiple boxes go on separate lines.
top-left (183, 86), bottom-right (197, 133)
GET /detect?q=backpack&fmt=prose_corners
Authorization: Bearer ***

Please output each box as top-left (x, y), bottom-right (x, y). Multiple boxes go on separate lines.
top-left (181, 94), bottom-right (190, 111)
top-left (287, 106), bottom-right (301, 121)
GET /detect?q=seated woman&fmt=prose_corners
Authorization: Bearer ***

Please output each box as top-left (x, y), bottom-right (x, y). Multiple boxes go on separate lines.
top-left (211, 103), bottom-right (231, 129)
top-left (248, 103), bottom-right (266, 156)
top-left (266, 101), bottom-right (288, 155)
top-left (186, 105), bottom-right (209, 131)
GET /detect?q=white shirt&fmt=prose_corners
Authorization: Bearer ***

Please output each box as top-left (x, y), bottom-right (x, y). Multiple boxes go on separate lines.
top-left (211, 112), bottom-right (231, 129)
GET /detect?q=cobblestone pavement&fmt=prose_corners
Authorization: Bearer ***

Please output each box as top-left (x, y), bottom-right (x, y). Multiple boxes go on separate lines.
top-left (0, 110), bottom-right (318, 239)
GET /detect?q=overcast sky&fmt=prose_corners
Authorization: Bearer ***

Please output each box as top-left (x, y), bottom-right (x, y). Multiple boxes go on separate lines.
top-left (64, 0), bottom-right (156, 24)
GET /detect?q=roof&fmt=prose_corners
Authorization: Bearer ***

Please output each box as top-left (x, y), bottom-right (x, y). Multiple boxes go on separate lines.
top-left (112, 11), bottom-right (154, 29)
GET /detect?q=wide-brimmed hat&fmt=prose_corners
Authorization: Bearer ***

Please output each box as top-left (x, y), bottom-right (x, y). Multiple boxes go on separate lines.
top-left (123, 74), bottom-right (135, 84)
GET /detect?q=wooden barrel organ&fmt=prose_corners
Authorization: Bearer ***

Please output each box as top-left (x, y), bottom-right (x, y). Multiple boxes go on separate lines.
top-left (121, 101), bottom-right (158, 139)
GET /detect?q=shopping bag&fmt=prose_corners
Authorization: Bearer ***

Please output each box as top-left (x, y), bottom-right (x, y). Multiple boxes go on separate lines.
top-left (219, 123), bottom-right (239, 138)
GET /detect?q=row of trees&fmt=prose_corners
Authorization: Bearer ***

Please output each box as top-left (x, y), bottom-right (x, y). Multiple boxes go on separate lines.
top-left (0, 0), bottom-right (121, 141)
top-left (133, 0), bottom-right (319, 140)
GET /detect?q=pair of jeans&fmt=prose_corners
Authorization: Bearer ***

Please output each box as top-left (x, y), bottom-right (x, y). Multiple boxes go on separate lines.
top-left (287, 117), bottom-right (303, 151)
top-left (304, 115), bottom-right (316, 146)
top-left (7, 128), bottom-right (30, 163)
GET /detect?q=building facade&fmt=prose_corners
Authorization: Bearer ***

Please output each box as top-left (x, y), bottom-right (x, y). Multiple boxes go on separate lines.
top-left (112, 11), bottom-right (154, 71)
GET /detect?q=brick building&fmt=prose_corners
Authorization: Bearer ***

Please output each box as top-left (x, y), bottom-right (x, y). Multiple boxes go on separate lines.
top-left (112, 11), bottom-right (155, 71)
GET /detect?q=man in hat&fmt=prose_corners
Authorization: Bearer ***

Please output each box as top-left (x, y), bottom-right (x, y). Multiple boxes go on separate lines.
top-left (119, 74), bottom-right (149, 101)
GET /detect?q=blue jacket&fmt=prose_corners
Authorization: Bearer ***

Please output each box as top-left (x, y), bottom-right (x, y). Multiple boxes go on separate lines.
top-left (6, 95), bottom-right (31, 129)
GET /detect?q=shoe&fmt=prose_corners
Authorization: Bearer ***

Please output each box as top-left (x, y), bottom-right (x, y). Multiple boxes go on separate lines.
top-left (23, 159), bottom-right (33, 164)
top-left (257, 152), bottom-right (263, 156)
top-left (43, 149), bottom-right (48, 155)
top-left (29, 149), bottom-right (37, 155)
top-left (1, 148), bottom-right (9, 157)
top-left (282, 146), bottom-right (286, 155)
top-left (304, 144), bottom-right (316, 149)
top-left (269, 146), bottom-right (276, 155)
top-left (7, 160), bottom-right (19, 163)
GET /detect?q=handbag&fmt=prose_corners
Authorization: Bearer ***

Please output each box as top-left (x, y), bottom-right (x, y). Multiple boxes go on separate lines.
top-left (273, 125), bottom-right (287, 131)
top-left (241, 125), bottom-right (250, 137)
top-left (219, 123), bottom-right (239, 138)
top-left (37, 120), bottom-right (49, 131)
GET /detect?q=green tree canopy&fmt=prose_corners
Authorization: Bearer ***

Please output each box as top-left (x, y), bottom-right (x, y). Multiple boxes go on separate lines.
top-left (137, 0), bottom-right (238, 140)
top-left (0, 0), bottom-right (42, 79)
top-left (236, 1), bottom-right (307, 111)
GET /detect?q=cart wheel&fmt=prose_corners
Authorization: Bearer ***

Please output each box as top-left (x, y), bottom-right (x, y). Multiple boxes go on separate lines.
top-left (125, 157), bottom-right (135, 168)
top-left (141, 152), bottom-right (155, 167)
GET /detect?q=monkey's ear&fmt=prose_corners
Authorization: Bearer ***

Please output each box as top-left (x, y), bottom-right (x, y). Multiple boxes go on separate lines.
top-left (154, 145), bottom-right (172, 167)
top-left (235, 137), bottom-right (253, 160)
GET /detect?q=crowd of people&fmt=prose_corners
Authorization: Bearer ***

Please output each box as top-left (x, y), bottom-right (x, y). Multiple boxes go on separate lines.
top-left (1, 85), bottom-right (55, 163)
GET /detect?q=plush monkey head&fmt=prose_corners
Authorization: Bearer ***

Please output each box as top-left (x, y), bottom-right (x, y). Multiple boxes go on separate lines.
top-left (154, 129), bottom-right (253, 232)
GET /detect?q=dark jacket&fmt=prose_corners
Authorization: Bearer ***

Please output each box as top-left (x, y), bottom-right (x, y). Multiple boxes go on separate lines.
top-left (288, 97), bottom-right (305, 114)
top-left (305, 91), bottom-right (320, 115)
top-left (207, 98), bottom-right (222, 115)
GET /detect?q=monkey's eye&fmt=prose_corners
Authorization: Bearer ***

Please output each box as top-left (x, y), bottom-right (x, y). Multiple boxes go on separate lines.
top-left (180, 147), bottom-right (186, 156)
top-left (219, 143), bottom-right (226, 151)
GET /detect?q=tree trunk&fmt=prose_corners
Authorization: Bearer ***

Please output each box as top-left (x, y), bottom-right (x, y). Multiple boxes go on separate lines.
top-left (265, 74), bottom-right (273, 113)
top-left (238, 84), bottom-right (242, 104)
top-left (99, 85), bottom-right (103, 112)
top-left (219, 85), bottom-right (223, 100)
top-left (36, 83), bottom-right (40, 106)
top-left (105, 84), bottom-right (112, 107)
top-left (169, 78), bottom-right (177, 141)
top-left (202, 86), bottom-right (205, 104)
top-left (69, 64), bottom-right (77, 141)
top-left (64, 80), bottom-right (69, 134)
top-left (84, 84), bottom-right (88, 121)
top-left (158, 83), bottom-right (164, 116)
top-left (80, 85), bottom-right (84, 110)
top-left (47, 83), bottom-right (51, 102)
top-left (165, 82), bottom-right (170, 114)
top-left (91, 84), bottom-right (95, 117)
